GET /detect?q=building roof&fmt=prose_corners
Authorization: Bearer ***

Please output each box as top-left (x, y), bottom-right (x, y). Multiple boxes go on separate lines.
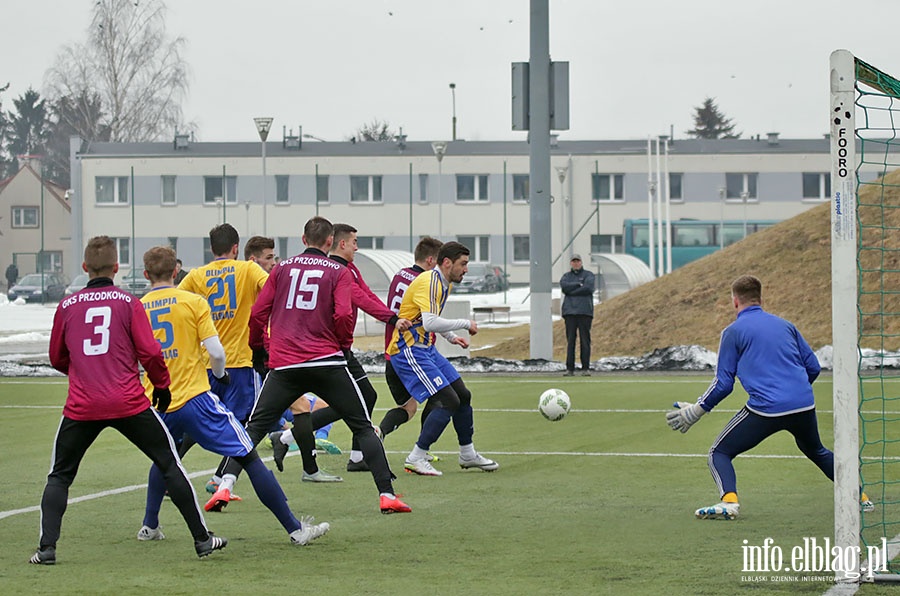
top-left (0, 164), bottom-right (70, 213)
top-left (77, 136), bottom-right (834, 160)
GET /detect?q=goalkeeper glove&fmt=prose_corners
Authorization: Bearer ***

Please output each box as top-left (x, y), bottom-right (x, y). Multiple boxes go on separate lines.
top-left (213, 370), bottom-right (231, 386)
top-left (252, 347), bottom-right (269, 379)
top-left (152, 387), bottom-right (172, 413)
top-left (665, 401), bottom-right (707, 433)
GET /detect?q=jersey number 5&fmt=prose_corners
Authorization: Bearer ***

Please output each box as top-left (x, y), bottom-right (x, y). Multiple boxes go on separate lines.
top-left (285, 269), bottom-right (323, 310)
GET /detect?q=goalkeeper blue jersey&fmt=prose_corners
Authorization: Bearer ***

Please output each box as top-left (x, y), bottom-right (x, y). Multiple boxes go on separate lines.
top-left (698, 305), bottom-right (820, 416)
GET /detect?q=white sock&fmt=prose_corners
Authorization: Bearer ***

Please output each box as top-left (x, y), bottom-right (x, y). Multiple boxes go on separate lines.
top-left (219, 474), bottom-right (237, 492)
top-left (380, 492), bottom-right (396, 499)
top-left (349, 450), bottom-right (364, 463)
top-left (209, 474), bottom-right (222, 485)
top-left (280, 431), bottom-right (295, 446)
top-left (409, 445), bottom-right (427, 461)
top-left (460, 443), bottom-right (476, 458)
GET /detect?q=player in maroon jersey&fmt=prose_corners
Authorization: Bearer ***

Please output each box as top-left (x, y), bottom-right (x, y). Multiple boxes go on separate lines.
top-left (378, 236), bottom-right (443, 439)
top-left (283, 223), bottom-right (412, 473)
top-left (239, 216), bottom-right (410, 514)
top-left (30, 236), bottom-right (226, 565)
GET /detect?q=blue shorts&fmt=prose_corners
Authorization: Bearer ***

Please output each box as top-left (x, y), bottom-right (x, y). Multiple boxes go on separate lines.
top-left (162, 391), bottom-right (255, 458)
top-left (389, 346), bottom-right (460, 403)
top-left (208, 367), bottom-right (259, 423)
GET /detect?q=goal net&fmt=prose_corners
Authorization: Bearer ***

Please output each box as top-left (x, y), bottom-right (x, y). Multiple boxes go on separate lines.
top-left (830, 49), bottom-right (900, 582)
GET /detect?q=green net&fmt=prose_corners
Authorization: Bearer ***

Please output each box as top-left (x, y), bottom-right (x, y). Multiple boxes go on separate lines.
top-left (854, 56), bottom-right (900, 572)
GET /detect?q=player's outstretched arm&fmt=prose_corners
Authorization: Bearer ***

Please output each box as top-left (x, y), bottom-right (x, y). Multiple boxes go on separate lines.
top-left (665, 401), bottom-right (707, 434)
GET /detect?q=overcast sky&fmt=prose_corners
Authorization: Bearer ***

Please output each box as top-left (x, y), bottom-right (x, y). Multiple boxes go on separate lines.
top-left (6, 0), bottom-right (900, 143)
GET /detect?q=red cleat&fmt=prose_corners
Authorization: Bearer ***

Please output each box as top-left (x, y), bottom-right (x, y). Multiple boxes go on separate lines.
top-left (205, 487), bottom-right (233, 512)
top-left (380, 494), bottom-right (411, 514)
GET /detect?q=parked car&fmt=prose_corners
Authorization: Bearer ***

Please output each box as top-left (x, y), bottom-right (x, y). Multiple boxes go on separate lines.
top-left (8, 272), bottom-right (69, 302)
top-left (117, 272), bottom-right (151, 297)
top-left (65, 273), bottom-right (89, 296)
top-left (455, 263), bottom-right (509, 294)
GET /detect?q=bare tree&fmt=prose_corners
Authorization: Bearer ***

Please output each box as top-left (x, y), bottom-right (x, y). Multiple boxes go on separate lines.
top-left (44, 0), bottom-right (188, 143)
top-left (350, 119), bottom-right (397, 143)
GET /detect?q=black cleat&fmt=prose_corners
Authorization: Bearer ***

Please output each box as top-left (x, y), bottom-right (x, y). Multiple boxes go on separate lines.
top-left (272, 432), bottom-right (289, 472)
top-left (195, 534), bottom-right (228, 558)
top-left (29, 547), bottom-right (56, 565)
top-left (346, 459), bottom-right (370, 472)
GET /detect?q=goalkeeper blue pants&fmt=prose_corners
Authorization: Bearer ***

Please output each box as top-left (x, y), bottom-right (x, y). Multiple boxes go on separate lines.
top-left (708, 406), bottom-right (833, 497)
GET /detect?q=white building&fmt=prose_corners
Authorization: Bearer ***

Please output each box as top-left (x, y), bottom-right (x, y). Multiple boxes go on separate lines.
top-left (68, 133), bottom-right (846, 284)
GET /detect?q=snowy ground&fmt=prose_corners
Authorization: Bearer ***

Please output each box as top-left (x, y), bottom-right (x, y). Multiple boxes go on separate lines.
top-left (2, 289), bottom-right (899, 377)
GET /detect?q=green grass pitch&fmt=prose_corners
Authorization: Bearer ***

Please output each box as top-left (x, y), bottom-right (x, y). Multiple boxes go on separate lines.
top-left (0, 374), bottom-right (896, 595)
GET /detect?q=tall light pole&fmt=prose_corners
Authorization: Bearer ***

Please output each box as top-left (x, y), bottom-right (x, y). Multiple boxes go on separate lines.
top-left (432, 141), bottom-right (448, 238)
top-left (741, 190), bottom-right (750, 239)
top-left (253, 117), bottom-right (273, 236)
top-left (449, 83), bottom-right (457, 141)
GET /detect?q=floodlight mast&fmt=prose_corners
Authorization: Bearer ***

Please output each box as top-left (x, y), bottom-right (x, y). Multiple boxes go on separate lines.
top-left (254, 117), bottom-right (274, 236)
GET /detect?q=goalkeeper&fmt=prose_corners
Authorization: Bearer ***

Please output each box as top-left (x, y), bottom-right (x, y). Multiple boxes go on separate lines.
top-left (665, 275), bottom-right (872, 520)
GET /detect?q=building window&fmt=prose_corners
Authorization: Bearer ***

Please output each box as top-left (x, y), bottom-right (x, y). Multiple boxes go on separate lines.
top-left (591, 234), bottom-right (622, 253)
top-left (316, 174), bottom-right (329, 203)
top-left (457, 235), bottom-right (489, 262)
top-left (350, 175), bottom-right (382, 203)
top-left (418, 173), bottom-right (428, 203)
top-left (725, 173), bottom-right (758, 200)
top-left (275, 175), bottom-right (289, 204)
top-left (113, 237), bottom-right (131, 267)
top-left (12, 206), bottom-right (39, 228)
top-left (513, 174), bottom-right (529, 202)
top-left (668, 173), bottom-right (683, 201)
top-left (513, 235), bottom-right (530, 262)
top-left (592, 174), bottom-right (624, 202)
top-left (202, 238), bottom-right (214, 264)
top-left (161, 175), bottom-right (176, 205)
top-left (802, 172), bottom-right (830, 201)
top-left (456, 174), bottom-right (489, 202)
top-left (204, 176), bottom-right (237, 204)
top-left (96, 176), bottom-right (129, 204)
top-left (357, 236), bottom-right (384, 249)
top-left (277, 237), bottom-right (289, 261)
top-left (40, 251), bottom-right (63, 272)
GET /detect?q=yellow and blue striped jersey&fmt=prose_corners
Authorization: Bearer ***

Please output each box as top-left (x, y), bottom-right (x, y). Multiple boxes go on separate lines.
top-left (387, 269), bottom-right (450, 355)
top-left (178, 258), bottom-right (267, 368)
top-left (141, 287), bottom-right (217, 412)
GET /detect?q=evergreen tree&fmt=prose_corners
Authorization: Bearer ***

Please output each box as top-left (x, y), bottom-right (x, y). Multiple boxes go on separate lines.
top-left (687, 97), bottom-right (740, 139)
top-left (44, 91), bottom-right (110, 187)
top-left (4, 88), bottom-right (50, 177)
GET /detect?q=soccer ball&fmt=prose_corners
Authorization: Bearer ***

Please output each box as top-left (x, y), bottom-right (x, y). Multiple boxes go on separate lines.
top-left (538, 388), bottom-right (571, 422)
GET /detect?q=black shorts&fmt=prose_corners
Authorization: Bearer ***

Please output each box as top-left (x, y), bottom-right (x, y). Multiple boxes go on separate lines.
top-left (385, 359), bottom-right (412, 407)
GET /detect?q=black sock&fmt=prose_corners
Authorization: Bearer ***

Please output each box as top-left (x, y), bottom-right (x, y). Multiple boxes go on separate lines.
top-left (379, 407), bottom-right (410, 437)
top-left (290, 413), bottom-right (318, 475)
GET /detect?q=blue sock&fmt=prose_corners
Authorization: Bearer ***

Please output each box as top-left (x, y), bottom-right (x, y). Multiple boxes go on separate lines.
top-left (142, 464), bottom-right (166, 529)
top-left (244, 457), bottom-right (301, 533)
top-left (315, 423), bottom-right (333, 440)
top-left (451, 404), bottom-right (474, 446)
top-left (416, 407), bottom-right (453, 451)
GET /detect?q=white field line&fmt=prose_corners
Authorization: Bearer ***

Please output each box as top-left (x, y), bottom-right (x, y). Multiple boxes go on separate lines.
top-left (5, 448), bottom-right (899, 523)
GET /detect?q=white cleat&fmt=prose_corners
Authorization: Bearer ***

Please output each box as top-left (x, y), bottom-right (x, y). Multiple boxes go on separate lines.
top-left (137, 525), bottom-right (166, 541)
top-left (404, 457), bottom-right (443, 476)
top-left (695, 502), bottom-right (740, 520)
top-left (459, 453), bottom-right (500, 472)
top-left (290, 516), bottom-right (330, 546)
